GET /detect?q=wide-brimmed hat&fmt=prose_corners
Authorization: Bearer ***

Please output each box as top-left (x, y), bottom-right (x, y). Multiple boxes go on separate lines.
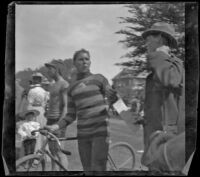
top-left (45, 63), bottom-right (57, 69)
top-left (45, 60), bottom-right (64, 69)
top-left (42, 77), bottom-right (50, 85)
top-left (142, 22), bottom-right (178, 48)
top-left (45, 60), bottom-right (65, 77)
top-left (20, 110), bottom-right (40, 118)
top-left (32, 72), bottom-right (43, 79)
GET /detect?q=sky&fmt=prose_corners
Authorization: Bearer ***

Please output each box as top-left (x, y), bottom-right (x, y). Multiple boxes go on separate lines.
top-left (16, 4), bottom-right (133, 83)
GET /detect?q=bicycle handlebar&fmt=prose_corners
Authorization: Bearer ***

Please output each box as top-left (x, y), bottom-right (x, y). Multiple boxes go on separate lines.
top-left (31, 128), bottom-right (74, 156)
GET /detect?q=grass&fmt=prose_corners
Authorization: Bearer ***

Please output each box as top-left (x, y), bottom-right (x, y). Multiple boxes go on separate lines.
top-left (64, 116), bottom-right (144, 171)
top-left (16, 116), bottom-right (145, 171)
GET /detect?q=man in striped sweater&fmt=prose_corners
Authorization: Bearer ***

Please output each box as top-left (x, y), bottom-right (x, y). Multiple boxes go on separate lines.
top-left (45, 49), bottom-right (117, 172)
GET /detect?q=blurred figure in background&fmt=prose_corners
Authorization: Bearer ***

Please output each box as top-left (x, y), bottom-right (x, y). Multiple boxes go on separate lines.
top-left (44, 61), bottom-right (69, 171)
top-left (142, 130), bottom-right (186, 173)
top-left (27, 73), bottom-right (49, 153)
top-left (41, 77), bottom-right (50, 123)
top-left (17, 110), bottom-right (40, 156)
top-left (141, 22), bottom-right (185, 172)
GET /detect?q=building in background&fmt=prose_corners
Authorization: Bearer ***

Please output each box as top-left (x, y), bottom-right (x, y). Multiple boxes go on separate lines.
top-left (112, 67), bottom-right (148, 106)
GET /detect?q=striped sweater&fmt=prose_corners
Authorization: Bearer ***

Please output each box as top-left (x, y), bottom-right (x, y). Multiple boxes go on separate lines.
top-left (47, 79), bottom-right (69, 120)
top-left (57, 72), bottom-right (110, 138)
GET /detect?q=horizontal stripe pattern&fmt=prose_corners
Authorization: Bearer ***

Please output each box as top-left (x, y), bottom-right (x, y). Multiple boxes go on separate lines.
top-left (63, 74), bottom-right (110, 138)
top-left (77, 105), bottom-right (108, 119)
top-left (47, 79), bottom-right (69, 120)
top-left (71, 85), bottom-right (99, 98)
top-left (78, 101), bottom-right (106, 111)
top-left (77, 125), bottom-right (109, 138)
top-left (77, 114), bottom-right (108, 126)
top-left (75, 94), bottom-right (104, 109)
top-left (77, 119), bottom-right (108, 130)
top-left (73, 89), bottom-right (101, 101)
top-left (47, 115), bottom-right (60, 119)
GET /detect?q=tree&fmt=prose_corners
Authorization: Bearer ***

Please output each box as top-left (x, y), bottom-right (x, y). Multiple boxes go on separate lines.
top-left (16, 58), bottom-right (76, 89)
top-left (116, 3), bottom-right (185, 72)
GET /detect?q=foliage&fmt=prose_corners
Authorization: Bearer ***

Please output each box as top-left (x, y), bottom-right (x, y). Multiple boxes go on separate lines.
top-left (116, 3), bottom-right (185, 71)
top-left (16, 59), bottom-right (76, 89)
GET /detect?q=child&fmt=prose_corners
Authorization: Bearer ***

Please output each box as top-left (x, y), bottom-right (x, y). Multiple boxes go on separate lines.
top-left (17, 110), bottom-right (40, 156)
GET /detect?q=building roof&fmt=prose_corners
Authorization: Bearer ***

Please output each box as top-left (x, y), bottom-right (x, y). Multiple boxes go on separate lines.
top-left (112, 68), bottom-right (148, 81)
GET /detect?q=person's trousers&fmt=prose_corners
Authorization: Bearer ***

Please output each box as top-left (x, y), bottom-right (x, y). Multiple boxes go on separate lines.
top-left (23, 139), bottom-right (36, 156)
top-left (27, 105), bottom-right (47, 153)
top-left (78, 136), bottom-right (109, 172)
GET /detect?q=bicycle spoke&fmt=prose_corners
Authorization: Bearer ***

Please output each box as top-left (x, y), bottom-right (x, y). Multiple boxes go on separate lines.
top-left (107, 142), bottom-right (135, 171)
top-left (118, 157), bottom-right (132, 169)
top-left (107, 154), bottom-right (118, 171)
top-left (16, 156), bottom-right (44, 171)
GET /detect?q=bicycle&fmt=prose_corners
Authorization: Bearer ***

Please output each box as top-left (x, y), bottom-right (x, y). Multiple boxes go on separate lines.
top-left (16, 128), bottom-right (136, 171)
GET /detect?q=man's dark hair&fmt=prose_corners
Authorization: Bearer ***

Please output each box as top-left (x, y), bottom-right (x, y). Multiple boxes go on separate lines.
top-left (45, 61), bottom-right (63, 76)
top-left (73, 49), bottom-right (90, 61)
top-left (54, 66), bottom-right (63, 76)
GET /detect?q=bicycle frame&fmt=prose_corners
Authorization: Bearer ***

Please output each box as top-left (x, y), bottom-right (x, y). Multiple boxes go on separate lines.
top-left (29, 129), bottom-right (135, 172)
top-left (107, 153), bottom-right (118, 170)
top-left (32, 129), bottom-right (78, 171)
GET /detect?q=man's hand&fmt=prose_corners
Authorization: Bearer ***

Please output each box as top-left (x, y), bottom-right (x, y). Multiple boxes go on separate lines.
top-left (44, 124), bottom-right (59, 132)
top-left (146, 51), bottom-right (169, 70)
top-left (149, 131), bottom-right (175, 150)
top-left (133, 116), bottom-right (145, 125)
top-left (105, 86), bottom-right (118, 105)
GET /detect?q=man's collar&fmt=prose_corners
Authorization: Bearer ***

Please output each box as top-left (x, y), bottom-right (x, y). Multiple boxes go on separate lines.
top-left (77, 71), bottom-right (92, 80)
top-left (32, 84), bottom-right (41, 87)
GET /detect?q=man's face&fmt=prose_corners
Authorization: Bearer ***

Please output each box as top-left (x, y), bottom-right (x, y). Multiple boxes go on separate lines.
top-left (42, 84), bottom-right (50, 91)
top-left (145, 34), bottom-right (161, 53)
top-left (74, 52), bottom-right (91, 73)
top-left (26, 113), bottom-right (36, 121)
top-left (32, 77), bottom-right (42, 84)
top-left (47, 66), bottom-right (57, 79)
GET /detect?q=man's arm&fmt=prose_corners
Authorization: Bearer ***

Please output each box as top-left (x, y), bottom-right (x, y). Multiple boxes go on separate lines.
top-left (148, 51), bottom-right (184, 88)
top-left (27, 89), bottom-right (34, 104)
top-left (45, 83), bottom-right (76, 131)
top-left (97, 74), bottom-right (118, 104)
top-left (57, 92), bottom-right (76, 129)
top-left (59, 88), bottom-right (68, 120)
top-left (142, 131), bottom-right (185, 172)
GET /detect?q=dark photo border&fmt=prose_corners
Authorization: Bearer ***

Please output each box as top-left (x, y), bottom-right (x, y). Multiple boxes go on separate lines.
top-left (2, 1), bottom-right (199, 176)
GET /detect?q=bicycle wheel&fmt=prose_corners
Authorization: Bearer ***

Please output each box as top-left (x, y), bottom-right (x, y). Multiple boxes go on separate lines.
top-left (16, 154), bottom-right (46, 171)
top-left (107, 142), bottom-right (136, 171)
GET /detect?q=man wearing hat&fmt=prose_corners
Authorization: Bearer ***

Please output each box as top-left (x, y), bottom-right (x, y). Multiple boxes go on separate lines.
top-left (140, 22), bottom-right (185, 171)
top-left (44, 61), bottom-right (69, 171)
top-left (27, 72), bottom-right (49, 153)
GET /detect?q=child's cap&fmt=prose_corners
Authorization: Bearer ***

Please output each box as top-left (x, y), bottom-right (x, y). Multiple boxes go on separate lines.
top-left (20, 110), bottom-right (40, 119)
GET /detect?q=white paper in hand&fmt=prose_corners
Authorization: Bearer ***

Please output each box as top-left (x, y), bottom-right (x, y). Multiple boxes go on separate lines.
top-left (113, 98), bottom-right (129, 114)
top-left (113, 98), bottom-right (140, 133)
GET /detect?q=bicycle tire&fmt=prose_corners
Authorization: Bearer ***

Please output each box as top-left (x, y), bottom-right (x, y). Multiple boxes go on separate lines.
top-left (16, 154), bottom-right (46, 172)
top-left (107, 142), bottom-right (136, 171)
